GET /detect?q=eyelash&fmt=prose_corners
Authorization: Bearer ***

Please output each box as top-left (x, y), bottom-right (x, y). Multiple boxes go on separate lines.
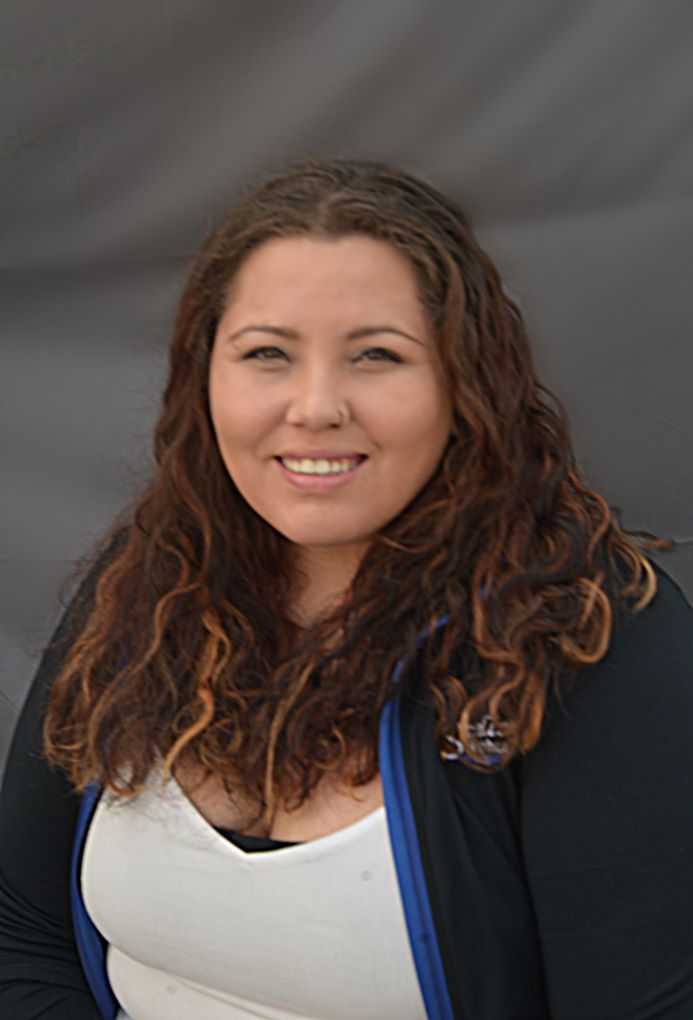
top-left (240, 346), bottom-right (402, 364)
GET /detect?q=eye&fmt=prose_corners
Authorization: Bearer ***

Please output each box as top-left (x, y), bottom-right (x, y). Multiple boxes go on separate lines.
top-left (355, 347), bottom-right (402, 364)
top-left (241, 346), bottom-right (288, 362)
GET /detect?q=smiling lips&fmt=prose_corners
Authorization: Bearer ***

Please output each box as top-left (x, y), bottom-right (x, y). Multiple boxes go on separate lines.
top-left (278, 455), bottom-right (364, 476)
top-left (275, 454), bottom-right (367, 490)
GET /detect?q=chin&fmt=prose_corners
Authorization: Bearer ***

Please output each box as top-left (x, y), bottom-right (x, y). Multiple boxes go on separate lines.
top-left (274, 523), bottom-right (373, 552)
top-left (283, 532), bottom-right (367, 549)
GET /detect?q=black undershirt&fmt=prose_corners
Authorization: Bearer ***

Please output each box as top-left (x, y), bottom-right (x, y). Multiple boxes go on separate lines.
top-left (213, 828), bottom-right (299, 852)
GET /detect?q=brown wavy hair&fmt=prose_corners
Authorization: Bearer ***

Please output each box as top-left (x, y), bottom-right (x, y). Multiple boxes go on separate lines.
top-left (44, 156), bottom-right (665, 819)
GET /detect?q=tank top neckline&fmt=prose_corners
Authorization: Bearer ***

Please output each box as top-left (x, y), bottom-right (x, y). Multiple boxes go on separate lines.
top-left (165, 770), bottom-right (386, 860)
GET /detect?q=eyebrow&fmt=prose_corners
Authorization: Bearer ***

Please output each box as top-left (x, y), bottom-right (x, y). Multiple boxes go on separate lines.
top-left (226, 324), bottom-right (425, 346)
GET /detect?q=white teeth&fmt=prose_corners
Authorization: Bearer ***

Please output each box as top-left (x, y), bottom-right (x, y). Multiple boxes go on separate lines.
top-left (281, 456), bottom-right (361, 475)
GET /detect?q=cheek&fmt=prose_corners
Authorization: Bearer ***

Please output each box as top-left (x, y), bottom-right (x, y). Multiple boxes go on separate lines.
top-left (381, 379), bottom-right (451, 451)
top-left (209, 373), bottom-right (276, 452)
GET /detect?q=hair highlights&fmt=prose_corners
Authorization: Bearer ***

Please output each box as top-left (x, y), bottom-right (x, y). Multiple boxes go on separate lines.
top-left (44, 158), bottom-right (662, 821)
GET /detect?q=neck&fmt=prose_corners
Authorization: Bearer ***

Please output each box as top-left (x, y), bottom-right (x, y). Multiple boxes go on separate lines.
top-left (288, 542), bottom-right (368, 627)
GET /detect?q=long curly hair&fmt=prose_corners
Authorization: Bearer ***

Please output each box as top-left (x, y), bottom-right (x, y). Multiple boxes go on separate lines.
top-left (44, 156), bottom-right (662, 818)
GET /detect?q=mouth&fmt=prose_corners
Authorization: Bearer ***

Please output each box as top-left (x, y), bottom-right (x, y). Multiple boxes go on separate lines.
top-left (274, 454), bottom-right (368, 492)
top-left (274, 454), bottom-right (367, 477)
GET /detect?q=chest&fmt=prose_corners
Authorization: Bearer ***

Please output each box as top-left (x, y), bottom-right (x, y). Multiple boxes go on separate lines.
top-left (81, 770), bottom-right (426, 1020)
top-left (172, 761), bottom-right (384, 841)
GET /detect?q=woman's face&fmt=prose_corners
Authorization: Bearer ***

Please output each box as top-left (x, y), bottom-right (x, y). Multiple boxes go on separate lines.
top-left (208, 234), bottom-right (452, 559)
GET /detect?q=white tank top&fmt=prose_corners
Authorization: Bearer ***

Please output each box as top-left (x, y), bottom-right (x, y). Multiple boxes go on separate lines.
top-left (82, 770), bottom-right (429, 1020)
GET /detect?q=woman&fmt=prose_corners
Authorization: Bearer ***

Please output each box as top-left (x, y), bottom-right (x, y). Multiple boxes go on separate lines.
top-left (0, 157), bottom-right (691, 1020)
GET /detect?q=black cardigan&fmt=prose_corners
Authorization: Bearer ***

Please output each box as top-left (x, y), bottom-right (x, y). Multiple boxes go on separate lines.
top-left (1, 557), bottom-right (692, 1018)
top-left (403, 560), bottom-right (693, 1017)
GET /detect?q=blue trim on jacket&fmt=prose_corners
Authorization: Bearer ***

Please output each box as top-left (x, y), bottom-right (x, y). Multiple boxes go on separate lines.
top-left (71, 782), bottom-right (119, 1020)
top-left (69, 622), bottom-right (454, 1020)
top-left (379, 694), bottom-right (455, 1020)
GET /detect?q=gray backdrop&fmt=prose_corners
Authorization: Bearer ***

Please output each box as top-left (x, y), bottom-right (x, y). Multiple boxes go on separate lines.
top-left (2, 0), bottom-right (692, 775)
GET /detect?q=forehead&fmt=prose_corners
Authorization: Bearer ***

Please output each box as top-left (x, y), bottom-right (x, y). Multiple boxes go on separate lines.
top-left (221, 235), bottom-right (427, 322)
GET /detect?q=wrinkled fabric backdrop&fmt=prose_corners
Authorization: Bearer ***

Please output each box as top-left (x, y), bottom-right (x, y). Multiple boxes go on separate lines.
top-left (2, 0), bottom-right (692, 775)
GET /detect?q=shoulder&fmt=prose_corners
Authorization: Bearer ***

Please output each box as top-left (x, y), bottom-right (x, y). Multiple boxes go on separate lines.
top-left (605, 559), bottom-right (692, 679)
top-left (550, 559), bottom-right (691, 739)
top-left (521, 558), bottom-right (693, 822)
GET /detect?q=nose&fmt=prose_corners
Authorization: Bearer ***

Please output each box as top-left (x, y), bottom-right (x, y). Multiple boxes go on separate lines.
top-left (285, 363), bottom-right (349, 429)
